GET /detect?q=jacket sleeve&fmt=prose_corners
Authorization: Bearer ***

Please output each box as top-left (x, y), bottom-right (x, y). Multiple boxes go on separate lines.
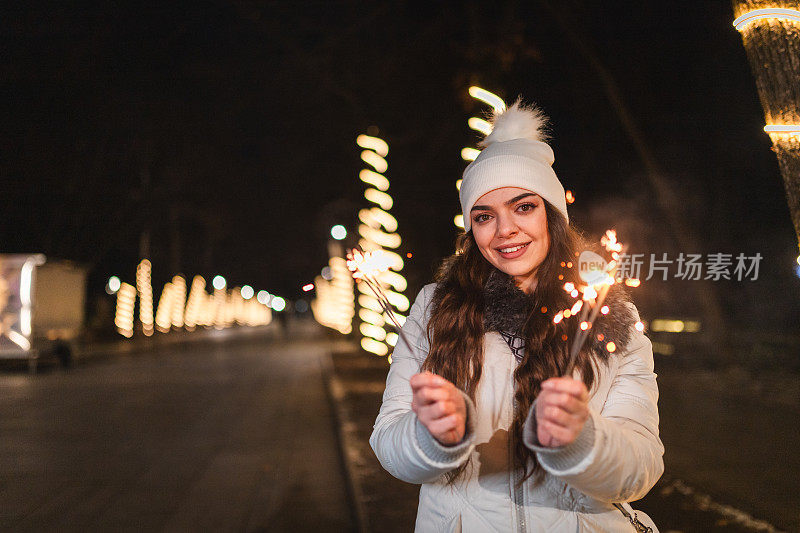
top-left (522, 306), bottom-right (665, 502)
top-left (369, 285), bottom-right (478, 485)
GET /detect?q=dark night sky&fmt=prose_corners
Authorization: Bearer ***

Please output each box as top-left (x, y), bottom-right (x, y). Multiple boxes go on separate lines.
top-left (2, 1), bottom-right (798, 330)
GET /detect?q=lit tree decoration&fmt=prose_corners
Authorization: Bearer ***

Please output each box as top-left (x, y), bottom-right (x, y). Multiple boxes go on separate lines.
top-left (454, 86), bottom-right (508, 229)
top-left (114, 264), bottom-right (273, 337)
top-left (170, 275), bottom-right (187, 329)
top-left (154, 281), bottom-right (175, 333)
top-left (555, 230), bottom-right (644, 376)
top-left (115, 282), bottom-right (137, 338)
top-left (355, 133), bottom-right (409, 358)
top-left (733, 1), bottom-right (800, 254)
top-left (136, 259), bottom-right (154, 336)
top-left (183, 275), bottom-right (207, 330)
top-left (311, 242), bottom-right (356, 335)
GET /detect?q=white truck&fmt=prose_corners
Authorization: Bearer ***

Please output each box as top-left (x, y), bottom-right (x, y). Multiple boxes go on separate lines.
top-left (0, 254), bottom-right (88, 372)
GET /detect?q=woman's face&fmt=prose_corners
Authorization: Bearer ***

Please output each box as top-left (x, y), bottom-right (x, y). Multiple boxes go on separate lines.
top-left (470, 187), bottom-right (550, 293)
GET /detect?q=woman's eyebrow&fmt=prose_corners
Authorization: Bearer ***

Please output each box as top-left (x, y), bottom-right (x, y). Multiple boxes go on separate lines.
top-left (505, 192), bottom-right (538, 205)
top-left (471, 193), bottom-right (538, 212)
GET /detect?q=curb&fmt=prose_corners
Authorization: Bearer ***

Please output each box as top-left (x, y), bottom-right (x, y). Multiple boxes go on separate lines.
top-left (320, 350), bottom-right (370, 533)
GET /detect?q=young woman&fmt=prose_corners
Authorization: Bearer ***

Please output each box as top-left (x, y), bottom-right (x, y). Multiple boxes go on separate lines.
top-left (370, 102), bottom-right (663, 532)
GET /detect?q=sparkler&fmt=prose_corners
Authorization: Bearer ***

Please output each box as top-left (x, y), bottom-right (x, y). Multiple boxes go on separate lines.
top-left (346, 248), bottom-right (418, 358)
top-left (560, 230), bottom-right (641, 377)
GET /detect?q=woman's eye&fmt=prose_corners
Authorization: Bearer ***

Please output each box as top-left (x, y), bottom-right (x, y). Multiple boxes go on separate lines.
top-left (517, 203), bottom-right (536, 212)
top-left (473, 213), bottom-right (491, 223)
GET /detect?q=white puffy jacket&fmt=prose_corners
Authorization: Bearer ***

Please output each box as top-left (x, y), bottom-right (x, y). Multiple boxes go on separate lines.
top-left (370, 284), bottom-right (664, 532)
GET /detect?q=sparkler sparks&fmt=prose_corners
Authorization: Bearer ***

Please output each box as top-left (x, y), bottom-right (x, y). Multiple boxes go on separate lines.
top-left (346, 249), bottom-right (394, 280)
top-left (346, 249), bottom-right (417, 358)
top-left (556, 230), bottom-right (640, 376)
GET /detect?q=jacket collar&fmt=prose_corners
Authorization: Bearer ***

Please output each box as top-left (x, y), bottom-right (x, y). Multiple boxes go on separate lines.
top-left (482, 267), bottom-right (636, 357)
top-left (482, 268), bottom-right (533, 334)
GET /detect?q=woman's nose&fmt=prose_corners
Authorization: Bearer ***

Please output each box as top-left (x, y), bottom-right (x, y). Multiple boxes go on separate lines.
top-left (495, 214), bottom-right (518, 238)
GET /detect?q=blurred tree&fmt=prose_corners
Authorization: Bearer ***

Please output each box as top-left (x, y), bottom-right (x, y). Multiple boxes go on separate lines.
top-left (732, 0), bottom-right (800, 252)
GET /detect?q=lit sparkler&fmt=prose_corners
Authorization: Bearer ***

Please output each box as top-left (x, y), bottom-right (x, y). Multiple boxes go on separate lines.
top-left (560, 230), bottom-right (640, 376)
top-left (346, 249), bottom-right (417, 358)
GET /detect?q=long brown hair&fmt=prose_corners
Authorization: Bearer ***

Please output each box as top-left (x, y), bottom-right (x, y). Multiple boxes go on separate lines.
top-left (422, 202), bottom-right (605, 485)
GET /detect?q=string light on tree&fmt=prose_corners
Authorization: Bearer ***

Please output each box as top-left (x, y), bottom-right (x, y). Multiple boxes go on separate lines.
top-left (136, 259), bottom-right (154, 336)
top-left (364, 188), bottom-right (393, 210)
top-left (732, 7), bottom-right (800, 30)
top-left (113, 263), bottom-right (272, 337)
top-left (154, 282), bottom-right (175, 333)
top-left (356, 134), bottom-right (389, 156)
top-left (455, 86), bottom-right (508, 229)
top-left (170, 276), bottom-right (186, 329)
top-left (352, 133), bottom-right (408, 359)
top-left (359, 169), bottom-right (390, 191)
top-left (460, 148), bottom-right (480, 163)
top-left (311, 243), bottom-right (356, 335)
top-left (468, 86), bottom-right (507, 113)
top-left (114, 282), bottom-right (137, 338)
top-left (184, 276), bottom-right (206, 330)
top-left (467, 117), bottom-right (492, 136)
top-left (733, 2), bottom-right (800, 254)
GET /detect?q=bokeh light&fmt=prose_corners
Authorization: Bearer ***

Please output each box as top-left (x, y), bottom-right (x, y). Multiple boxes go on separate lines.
top-left (271, 296), bottom-right (286, 312)
top-left (106, 276), bottom-right (121, 294)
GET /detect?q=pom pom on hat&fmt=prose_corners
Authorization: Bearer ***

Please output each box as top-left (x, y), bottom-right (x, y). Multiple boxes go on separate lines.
top-left (459, 98), bottom-right (568, 231)
top-left (479, 99), bottom-right (549, 147)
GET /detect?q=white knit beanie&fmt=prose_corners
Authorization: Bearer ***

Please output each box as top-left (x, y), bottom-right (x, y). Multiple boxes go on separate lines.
top-left (459, 100), bottom-right (568, 232)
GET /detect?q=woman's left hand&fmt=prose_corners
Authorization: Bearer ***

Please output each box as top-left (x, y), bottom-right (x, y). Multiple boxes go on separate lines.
top-left (535, 377), bottom-right (590, 448)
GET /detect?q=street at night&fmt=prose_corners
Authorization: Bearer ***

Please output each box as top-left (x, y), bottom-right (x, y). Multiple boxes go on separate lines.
top-left (2, 2), bottom-right (800, 532)
top-left (0, 323), bottom-right (354, 532)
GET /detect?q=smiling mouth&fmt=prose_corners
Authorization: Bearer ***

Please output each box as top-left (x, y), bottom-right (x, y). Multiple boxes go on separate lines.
top-left (497, 242), bottom-right (530, 253)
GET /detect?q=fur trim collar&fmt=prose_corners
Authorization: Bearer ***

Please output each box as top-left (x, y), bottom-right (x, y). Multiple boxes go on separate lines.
top-left (482, 268), bottom-right (636, 357)
top-left (483, 268), bottom-right (534, 334)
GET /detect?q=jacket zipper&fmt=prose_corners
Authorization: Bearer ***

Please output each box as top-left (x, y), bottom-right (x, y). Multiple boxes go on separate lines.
top-left (511, 391), bottom-right (527, 532)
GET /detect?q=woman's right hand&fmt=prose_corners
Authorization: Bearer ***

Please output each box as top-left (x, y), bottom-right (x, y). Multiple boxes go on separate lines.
top-left (410, 371), bottom-right (467, 446)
